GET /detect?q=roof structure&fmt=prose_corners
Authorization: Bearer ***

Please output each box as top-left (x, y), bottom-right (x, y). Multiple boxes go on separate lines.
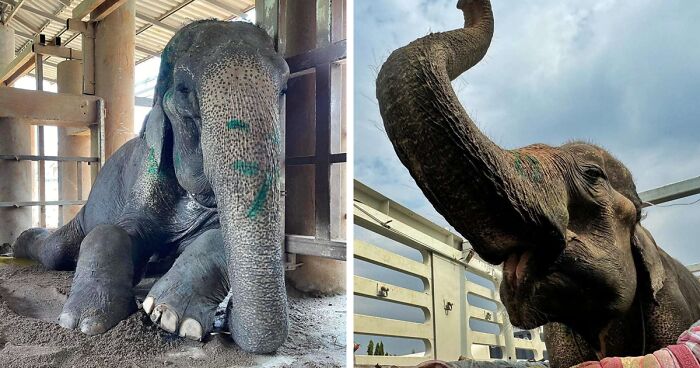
top-left (0, 0), bottom-right (254, 82)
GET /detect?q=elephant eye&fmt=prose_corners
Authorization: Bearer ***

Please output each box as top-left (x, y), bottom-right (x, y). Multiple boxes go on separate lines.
top-left (582, 165), bottom-right (606, 182)
top-left (176, 83), bottom-right (190, 94)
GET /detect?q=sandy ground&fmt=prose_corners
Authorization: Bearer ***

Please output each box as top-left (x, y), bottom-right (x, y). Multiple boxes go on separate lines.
top-left (0, 258), bottom-right (346, 368)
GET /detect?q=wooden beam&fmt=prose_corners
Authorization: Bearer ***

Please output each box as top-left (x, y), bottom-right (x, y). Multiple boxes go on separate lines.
top-left (90, 0), bottom-right (129, 22)
top-left (72, 0), bottom-right (106, 20)
top-left (0, 45), bottom-right (34, 85)
top-left (66, 18), bottom-right (94, 36)
top-left (0, 88), bottom-right (101, 127)
top-left (286, 235), bottom-right (346, 260)
top-left (33, 44), bottom-right (82, 60)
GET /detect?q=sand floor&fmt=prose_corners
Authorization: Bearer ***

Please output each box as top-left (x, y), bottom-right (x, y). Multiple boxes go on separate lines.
top-left (0, 258), bottom-right (346, 368)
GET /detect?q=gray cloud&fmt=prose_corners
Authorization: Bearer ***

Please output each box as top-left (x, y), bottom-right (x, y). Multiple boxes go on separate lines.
top-left (354, 0), bottom-right (700, 357)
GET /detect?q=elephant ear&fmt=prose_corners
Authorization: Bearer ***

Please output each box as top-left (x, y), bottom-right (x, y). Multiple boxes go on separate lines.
top-left (632, 224), bottom-right (665, 302)
top-left (141, 99), bottom-right (170, 170)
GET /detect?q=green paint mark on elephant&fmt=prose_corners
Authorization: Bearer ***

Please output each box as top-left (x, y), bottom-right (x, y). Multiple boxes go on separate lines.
top-left (146, 147), bottom-right (159, 175)
top-left (232, 160), bottom-right (260, 177)
top-left (269, 128), bottom-right (281, 146)
top-left (247, 172), bottom-right (274, 219)
top-left (174, 152), bottom-right (182, 169)
top-left (226, 119), bottom-right (249, 131)
top-left (526, 155), bottom-right (543, 183)
top-left (512, 152), bottom-right (525, 177)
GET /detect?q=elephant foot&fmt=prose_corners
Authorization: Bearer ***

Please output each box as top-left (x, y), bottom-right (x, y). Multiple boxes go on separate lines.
top-left (143, 230), bottom-right (229, 340)
top-left (58, 224), bottom-right (137, 335)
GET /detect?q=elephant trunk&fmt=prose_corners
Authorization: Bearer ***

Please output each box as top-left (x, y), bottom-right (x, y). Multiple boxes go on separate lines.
top-left (200, 65), bottom-right (287, 353)
top-left (377, 0), bottom-right (568, 264)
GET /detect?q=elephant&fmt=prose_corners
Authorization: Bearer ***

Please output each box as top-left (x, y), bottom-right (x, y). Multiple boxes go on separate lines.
top-left (11, 20), bottom-right (289, 354)
top-left (376, 0), bottom-right (700, 366)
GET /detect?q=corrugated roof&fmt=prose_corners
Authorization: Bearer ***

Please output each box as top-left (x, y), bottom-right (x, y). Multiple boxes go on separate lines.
top-left (1, 0), bottom-right (254, 81)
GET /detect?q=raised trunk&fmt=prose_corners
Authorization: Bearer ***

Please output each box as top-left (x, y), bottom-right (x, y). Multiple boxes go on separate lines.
top-left (376, 0), bottom-right (568, 263)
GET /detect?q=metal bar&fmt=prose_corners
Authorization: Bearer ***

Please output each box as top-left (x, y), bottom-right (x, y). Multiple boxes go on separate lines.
top-left (688, 263), bottom-right (700, 273)
top-left (0, 155), bottom-right (98, 162)
top-left (134, 0), bottom-right (195, 38)
top-left (285, 235), bottom-right (346, 260)
top-left (285, 40), bottom-right (346, 74)
top-left (314, 63), bottom-right (332, 240)
top-left (89, 98), bottom-right (105, 184)
top-left (135, 11), bottom-right (178, 33)
top-left (135, 44), bottom-right (159, 57)
top-left (35, 53), bottom-right (46, 227)
top-left (200, 0), bottom-right (244, 16)
top-left (76, 161), bottom-right (83, 201)
top-left (639, 176), bottom-right (700, 206)
top-left (286, 153), bottom-right (346, 166)
top-left (255, 0), bottom-right (278, 48)
top-left (20, 4), bottom-right (64, 23)
top-left (58, 161), bottom-right (64, 226)
top-left (0, 200), bottom-right (87, 208)
top-left (316, 0), bottom-right (331, 47)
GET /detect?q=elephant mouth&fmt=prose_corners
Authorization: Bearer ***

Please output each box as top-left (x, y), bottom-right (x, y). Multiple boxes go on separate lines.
top-left (498, 244), bottom-right (569, 328)
top-left (502, 250), bottom-right (532, 291)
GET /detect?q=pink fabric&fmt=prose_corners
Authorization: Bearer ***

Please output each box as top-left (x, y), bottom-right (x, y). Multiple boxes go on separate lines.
top-left (667, 345), bottom-right (700, 368)
top-left (653, 349), bottom-right (681, 368)
top-left (570, 321), bottom-right (700, 368)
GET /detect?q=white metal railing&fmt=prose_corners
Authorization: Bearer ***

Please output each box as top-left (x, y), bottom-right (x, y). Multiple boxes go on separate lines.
top-left (353, 180), bottom-right (546, 366)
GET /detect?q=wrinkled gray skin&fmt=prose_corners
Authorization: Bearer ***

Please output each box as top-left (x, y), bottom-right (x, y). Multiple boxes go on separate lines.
top-left (377, 0), bottom-right (700, 367)
top-left (13, 20), bottom-right (289, 353)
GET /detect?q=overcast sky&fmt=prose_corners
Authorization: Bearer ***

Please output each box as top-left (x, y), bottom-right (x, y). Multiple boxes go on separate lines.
top-left (354, 0), bottom-right (700, 357)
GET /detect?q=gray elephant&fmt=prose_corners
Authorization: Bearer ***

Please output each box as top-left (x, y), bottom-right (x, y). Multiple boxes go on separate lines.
top-left (376, 0), bottom-right (700, 366)
top-left (12, 20), bottom-right (289, 353)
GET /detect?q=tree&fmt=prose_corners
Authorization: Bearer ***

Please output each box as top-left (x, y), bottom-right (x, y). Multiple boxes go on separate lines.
top-left (367, 340), bottom-right (374, 355)
top-left (375, 341), bottom-right (385, 356)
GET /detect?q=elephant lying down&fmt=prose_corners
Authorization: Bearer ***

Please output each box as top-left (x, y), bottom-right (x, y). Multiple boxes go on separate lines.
top-left (377, 0), bottom-right (700, 367)
top-left (13, 20), bottom-right (289, 353)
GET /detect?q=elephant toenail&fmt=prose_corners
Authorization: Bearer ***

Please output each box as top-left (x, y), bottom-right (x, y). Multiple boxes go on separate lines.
top-left (179, 318), bottom-right (203, 341)
top-left (58, 312), bottom-right (78, 330)
top-left (142, 296), bottom-right (154, 314)
top-left (150, 305), bottom-right (164, 323)
top-left (161, 309), bottom-right (179, 333)
top-left (80, 316), bottom-right (108, 335)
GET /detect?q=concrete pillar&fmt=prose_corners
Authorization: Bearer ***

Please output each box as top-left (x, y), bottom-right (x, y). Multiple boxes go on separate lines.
top-left (0, 24), bottom-right (32, 247)
top-left (57, 60), bottom-right (91, 222)
top-left (93, 0), bottom-right (135, 158)
top-left (0, 24), bottom-right (14, 66)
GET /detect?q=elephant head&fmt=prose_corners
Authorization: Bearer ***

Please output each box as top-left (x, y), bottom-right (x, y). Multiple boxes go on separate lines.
top-left (142, 21), bottom-right (289, 353)
top-left (377, 0), bottom-right (664, 341)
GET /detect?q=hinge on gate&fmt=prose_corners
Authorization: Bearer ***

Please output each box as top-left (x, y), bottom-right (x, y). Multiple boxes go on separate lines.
top-left (444, 300), bottom-right (454, 315)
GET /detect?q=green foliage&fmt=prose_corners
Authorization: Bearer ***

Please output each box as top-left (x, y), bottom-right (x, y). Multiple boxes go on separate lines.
top-left (367, 340), bottom-right (374, 355)
top-left (374, 341), bottom-right (385, 356)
